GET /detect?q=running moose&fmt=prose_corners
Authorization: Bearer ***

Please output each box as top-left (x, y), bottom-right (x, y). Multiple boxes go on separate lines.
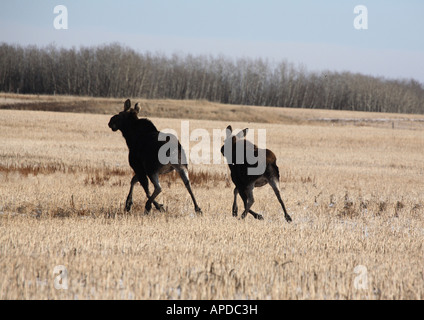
top-left (221, 125), bottom-right (292, 222)
top-left (108, 99), bottom-right (202, 215)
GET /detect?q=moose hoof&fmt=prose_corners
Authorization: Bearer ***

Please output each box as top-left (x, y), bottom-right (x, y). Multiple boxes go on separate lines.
top-left (285, 215), bottom-right (292, 223)
top-left (256, 214), bottom-right (264, 220)
top-left (144, 204), bottom-right (152, 215)
top-left (155, 204), bottom-right (165, 212)
top-left (195, 207), bottom-right (203, 215)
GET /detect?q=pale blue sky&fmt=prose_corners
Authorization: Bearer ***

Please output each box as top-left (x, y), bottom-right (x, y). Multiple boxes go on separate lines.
top-left (1, 0), bottom-right (423, 82)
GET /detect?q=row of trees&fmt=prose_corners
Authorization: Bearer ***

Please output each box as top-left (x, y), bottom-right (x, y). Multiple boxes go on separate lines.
top-left (1, 42), bottom-right (423, 114)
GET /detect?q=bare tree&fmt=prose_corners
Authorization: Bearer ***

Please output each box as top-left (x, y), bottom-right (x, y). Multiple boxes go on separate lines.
top-left (0, 42), bottom-right (423, 114)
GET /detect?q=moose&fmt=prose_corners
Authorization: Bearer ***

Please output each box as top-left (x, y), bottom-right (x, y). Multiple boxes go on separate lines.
top-left (221, 125), bottom-right (292, 222)
top-left (108, 99), bottom-right (202, 215)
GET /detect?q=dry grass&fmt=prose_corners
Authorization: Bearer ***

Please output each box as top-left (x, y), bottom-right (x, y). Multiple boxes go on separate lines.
top-left (0, 101), bottom-right (424, 300)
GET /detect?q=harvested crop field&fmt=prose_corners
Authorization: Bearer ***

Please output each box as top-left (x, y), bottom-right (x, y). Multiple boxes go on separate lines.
top-left (1, 97), bottom-right (423, 299)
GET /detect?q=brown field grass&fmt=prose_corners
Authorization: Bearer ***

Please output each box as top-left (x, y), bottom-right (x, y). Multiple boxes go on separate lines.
top-left (2, 92), bottom-right (424, 129)
top-left (0, 96), bottom-right (424, 300)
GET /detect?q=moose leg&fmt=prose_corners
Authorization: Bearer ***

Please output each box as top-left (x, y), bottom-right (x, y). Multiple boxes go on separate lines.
top-left (269, 178), bottom-right (292, 222)
top-left (240, 185), bottom-right (253, 219)
top-left (125, 175), bottom-right (138, 212)
top-left (145, 173), bottom-right (162, 215)
top-left (248, 208), bottom-right (264, 220)
top-left (125, 175), bottom-right (163, 212)
top-left (177, 167), bottom-right (202, 214)
top-left (233, 187), bottom-right (262, 219)
top-left (232, 188), bottom-right (238, 217)
top-left (138, 174), bottom-right (164, 212)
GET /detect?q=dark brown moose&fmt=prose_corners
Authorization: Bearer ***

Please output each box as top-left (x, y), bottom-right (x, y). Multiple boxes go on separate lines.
top-left (108, 99), bottom-right (202, 215)
top-left (221, 125), bottom-right (292, 222)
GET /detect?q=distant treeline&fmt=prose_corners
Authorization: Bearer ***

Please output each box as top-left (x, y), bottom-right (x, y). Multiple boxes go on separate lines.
top-left (1, 42), bottom-right (423, 114)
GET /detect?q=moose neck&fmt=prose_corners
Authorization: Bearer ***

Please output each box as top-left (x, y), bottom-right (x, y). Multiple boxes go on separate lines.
top-left (119, 119), bottom-right (139, 149)
top-left (120, 118), bottom-right (158, 149)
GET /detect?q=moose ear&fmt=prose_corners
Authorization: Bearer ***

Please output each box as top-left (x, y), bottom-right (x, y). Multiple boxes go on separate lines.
top-left (134, 103), bottom-right (141, 114)
top-left (226, 125), bottom-right (233, 138)
top-left (236, 128), bottom-right (249, 139)
top-left (124, 99), bottom-right (131, 111)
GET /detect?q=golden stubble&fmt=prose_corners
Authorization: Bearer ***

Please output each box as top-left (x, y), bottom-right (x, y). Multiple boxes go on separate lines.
top-left (0, 107), bottom-right (423, 300)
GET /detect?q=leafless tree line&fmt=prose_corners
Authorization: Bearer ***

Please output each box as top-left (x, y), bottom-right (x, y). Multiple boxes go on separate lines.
top-left (1, 42), bottom-right (423, 114)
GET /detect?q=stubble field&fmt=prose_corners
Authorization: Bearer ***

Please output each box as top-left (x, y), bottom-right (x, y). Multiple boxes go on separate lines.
top-left (0, 96), bottom-right (423, 300)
